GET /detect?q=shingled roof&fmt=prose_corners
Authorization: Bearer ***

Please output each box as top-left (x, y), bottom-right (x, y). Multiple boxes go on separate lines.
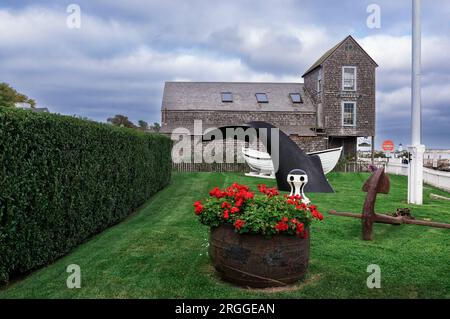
top-left (161, 82), bottom-right (315, 113)
top-left (302, 35), bottom-right (378, 77)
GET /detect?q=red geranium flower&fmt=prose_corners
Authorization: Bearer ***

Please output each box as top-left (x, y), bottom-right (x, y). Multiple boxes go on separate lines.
top-left (221, 202), bottom-right (230, 209)
top-left (209, 187), bottom-right (224, 198)
top-left (194, 201), bottom-right (204, 215)
top-left (194, 200), bottom-right (202, 207)
top-left (234, 219), bottom-right (245, 230)
top-left (265, 187), bottom-right (279, 197)
top-left (258, 184), bottom-right (279, 197)
top-left (296, 222), bottom-right (305, 235)
top-left (299, 230), bottom-right (309, 239)
top-left (289, 194), bottom-right (302, 200)
top-left (194, 206), bottom-right (203, 215)
top-left (275, 221), bottom-right (289, 232)
top-left (226, 187), bottom-right (235, 197)
top-left (195, 182), bottom-right (322, 237)
top-left (244, 191), bottom-right (254, 200)
top-left (231, 206), bottom-right (239, 214)
top-left (258, 184), bottom-right (267, 193)
top-left (308, 205), bottom-right (324, 220)
top-left (311, 210), bottom-right (324, 220)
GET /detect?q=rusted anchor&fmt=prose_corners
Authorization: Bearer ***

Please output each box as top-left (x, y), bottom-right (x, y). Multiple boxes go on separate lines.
top-left (329, 166), bottom-right (450, 240)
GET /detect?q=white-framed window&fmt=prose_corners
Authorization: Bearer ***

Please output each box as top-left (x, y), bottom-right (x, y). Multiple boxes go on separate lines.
top-left (342, 101), bottom-right (356, 126)
top-left (342, 66), bottom-right (357, 91)
top-left (317, 68), bottom-right (323, 92)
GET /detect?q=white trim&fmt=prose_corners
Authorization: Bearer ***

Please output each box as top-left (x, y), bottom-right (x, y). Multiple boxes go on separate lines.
top-left (342, 101), bottom-right (356, 127)
top-left (342, 66), bottom-right (357, 91)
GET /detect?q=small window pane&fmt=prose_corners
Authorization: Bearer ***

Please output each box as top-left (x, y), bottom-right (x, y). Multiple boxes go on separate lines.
top-left (221, 92), bottom-right (233, 102)
top-left (345, 43), bottom-right (354, 51)
top-left (255, 93), bottom-right (268, 103)
top-left (343, 102), bottom-right (355, 126)
top-left (290, 93), bottom-right (302, 103)
top-left (343, 67), bottom-right (356, 91)
top-left (317, 68), bottom-right (323, 92)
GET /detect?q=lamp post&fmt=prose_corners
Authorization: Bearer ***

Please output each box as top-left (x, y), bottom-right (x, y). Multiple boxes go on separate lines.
top-left (408, 0), bottom-right (425, 205)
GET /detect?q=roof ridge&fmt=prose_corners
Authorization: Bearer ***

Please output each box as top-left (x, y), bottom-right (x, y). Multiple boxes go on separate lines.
top-left (165, 81), bottom-right (304, 85)
top-left (301, 36), bottom-right (350, 77)
top-left (301, 35), bottom-right (378, 77)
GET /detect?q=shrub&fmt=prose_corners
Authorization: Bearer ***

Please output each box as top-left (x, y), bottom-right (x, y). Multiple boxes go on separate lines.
top-left (194, 183), bottom-right (323, 237)
top-left (0, 107), bottom-right (172, 284)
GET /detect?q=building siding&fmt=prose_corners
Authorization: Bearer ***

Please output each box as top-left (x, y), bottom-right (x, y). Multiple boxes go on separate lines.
top-left (320, 37), bottom-right (376, 137)
top-left (162, 36), bottom-right (377, 160)
top-left (164, 110), bottom-right (317, 129)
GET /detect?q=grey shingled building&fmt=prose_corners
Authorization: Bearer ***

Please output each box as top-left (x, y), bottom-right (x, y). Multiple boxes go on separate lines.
top-left (161, 35), bottom-right (377, 159)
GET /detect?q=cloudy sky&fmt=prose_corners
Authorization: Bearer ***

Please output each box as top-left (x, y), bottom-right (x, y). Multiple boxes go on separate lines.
top-left (1, 0), bottom-right (449, 149)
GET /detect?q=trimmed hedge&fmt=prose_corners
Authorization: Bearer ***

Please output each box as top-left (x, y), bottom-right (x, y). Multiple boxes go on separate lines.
top-left (0, 107), bottom-right (172, 283)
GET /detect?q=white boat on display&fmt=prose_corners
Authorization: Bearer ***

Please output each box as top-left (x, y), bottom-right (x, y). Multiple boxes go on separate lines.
top-left (242, 146), bottom-right (343, 179)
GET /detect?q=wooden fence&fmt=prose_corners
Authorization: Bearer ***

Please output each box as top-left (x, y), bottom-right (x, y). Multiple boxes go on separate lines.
top-left (172, 162), bottom-right (248, 173)
top-left (172, 161), bottom-right (379, 173)
top-left (334, 161), bottom-right (385, 173)
top-left (172, 161), bottom-right (450, 193)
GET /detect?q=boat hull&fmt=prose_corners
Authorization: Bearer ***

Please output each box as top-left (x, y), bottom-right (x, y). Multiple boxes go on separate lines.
top-left (242, 146), bottom-right (343, 178)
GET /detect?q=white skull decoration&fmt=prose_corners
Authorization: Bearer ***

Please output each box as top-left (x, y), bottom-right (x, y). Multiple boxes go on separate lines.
top-left (287, 169), bottom-right (310, 204)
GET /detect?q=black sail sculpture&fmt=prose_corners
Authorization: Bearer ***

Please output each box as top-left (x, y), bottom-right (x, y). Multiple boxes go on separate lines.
top-left (203, 121), bottom-right (334, 193)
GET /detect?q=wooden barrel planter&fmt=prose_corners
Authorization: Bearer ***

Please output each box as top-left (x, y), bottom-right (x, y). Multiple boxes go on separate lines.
top-left (209, 224), bottom-right (310, 288)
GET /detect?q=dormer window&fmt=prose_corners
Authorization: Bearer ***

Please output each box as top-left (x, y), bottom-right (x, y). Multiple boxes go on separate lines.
top-left (289, 93), bottom-right (302, 103)
top-left (221, 92), bottom-right (233, 102)
top-left (255, 93), bottom-right (268, 103)
top-left (342, 66), bottom-right (357, 91)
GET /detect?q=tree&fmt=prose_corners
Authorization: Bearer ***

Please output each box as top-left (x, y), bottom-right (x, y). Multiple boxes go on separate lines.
top-left (397, 150), bottom-right (409, 158)
top-left (107, 114), bottom-right (135, 128)
top-left (138, 120), bottom-right (149, 131)
top-left (150, 122), bottom-right (161, 132)
top-left (0, 82), bottom-right (36, 108)
top-left (358, 142), bottom-right (371, 147)
top-left (373, 151), bottom-right (387, 158)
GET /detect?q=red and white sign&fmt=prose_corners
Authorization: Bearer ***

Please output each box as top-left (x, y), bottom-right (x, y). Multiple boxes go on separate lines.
top-left (382, 140), bottom-right (395, 152)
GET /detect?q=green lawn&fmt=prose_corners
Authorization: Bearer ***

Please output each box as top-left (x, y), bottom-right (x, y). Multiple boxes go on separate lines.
top-left (1, 172), bottom-right (449, 298)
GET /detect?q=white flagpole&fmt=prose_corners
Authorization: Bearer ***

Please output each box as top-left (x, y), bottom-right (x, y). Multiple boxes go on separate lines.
top-left (408, 0), bottom-right (425, 204)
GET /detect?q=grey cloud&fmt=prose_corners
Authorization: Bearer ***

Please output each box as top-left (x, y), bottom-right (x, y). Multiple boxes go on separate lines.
top-left (0, 1), bottom-right (449, 148)
top-left (207, 26), bottom-right (305, 75)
